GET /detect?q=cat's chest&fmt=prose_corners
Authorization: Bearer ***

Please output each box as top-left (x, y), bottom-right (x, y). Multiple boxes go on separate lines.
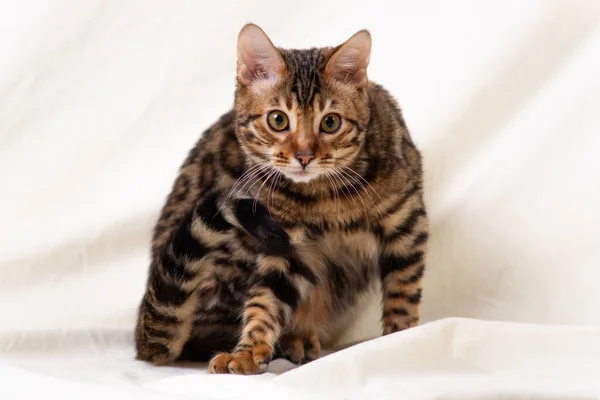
top-left (292, 228), bottom-right (380, 271)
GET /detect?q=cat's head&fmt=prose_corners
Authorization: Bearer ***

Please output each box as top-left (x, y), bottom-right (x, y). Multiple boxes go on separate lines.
top-left (234, 24), bottom-right (371, 183)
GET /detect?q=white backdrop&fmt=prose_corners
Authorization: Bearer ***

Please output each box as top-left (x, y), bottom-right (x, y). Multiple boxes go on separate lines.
top-left (2, 1), bottom-right (600, 399)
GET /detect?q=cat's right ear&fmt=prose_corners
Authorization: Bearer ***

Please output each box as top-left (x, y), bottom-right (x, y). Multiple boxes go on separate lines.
top-left (236, 24), bottom-right (286, 86)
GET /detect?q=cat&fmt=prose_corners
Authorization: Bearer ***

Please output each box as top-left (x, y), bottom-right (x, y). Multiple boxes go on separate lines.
top-left (135, 23), bottom-right (428, 375)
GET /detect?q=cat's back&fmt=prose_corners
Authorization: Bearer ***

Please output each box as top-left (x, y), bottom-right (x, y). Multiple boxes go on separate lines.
top-left (151, 110), bottom-right (244, 253)
top-left (364, 82), bottom-right (423, 180)
top-left (184, 110), bottom-right (239, 165)
top-left (181, 109), bottom-right (247, 186)
top-left (365, 82), bottom-right (411, 140)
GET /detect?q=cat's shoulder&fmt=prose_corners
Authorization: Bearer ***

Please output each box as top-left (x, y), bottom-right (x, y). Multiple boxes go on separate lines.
top-left (207, 109), bottom-right (237, 139)
top-left (365, 81), bottom-right (408, 132)
top-left (366, 81), bottom-right (402, 111)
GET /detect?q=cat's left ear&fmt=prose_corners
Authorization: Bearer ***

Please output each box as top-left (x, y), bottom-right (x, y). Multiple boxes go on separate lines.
top-left (324, 30), bottom-right (371, 88)
top-left (237, 23), bottom-right (286, 86)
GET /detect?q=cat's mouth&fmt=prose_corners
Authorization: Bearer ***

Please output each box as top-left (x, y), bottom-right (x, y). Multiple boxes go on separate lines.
top-left (281, 167), bottom-right (321, 183)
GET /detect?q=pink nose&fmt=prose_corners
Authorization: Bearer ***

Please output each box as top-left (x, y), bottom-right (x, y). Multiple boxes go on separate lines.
top-left (295, 152), bottom-right (314, 168)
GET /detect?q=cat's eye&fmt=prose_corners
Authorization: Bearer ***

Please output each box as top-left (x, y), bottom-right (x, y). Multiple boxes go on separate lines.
top-left (320, 113), bottom-right (341, 134)
top-left (267, 111), bottom-right (289, 132)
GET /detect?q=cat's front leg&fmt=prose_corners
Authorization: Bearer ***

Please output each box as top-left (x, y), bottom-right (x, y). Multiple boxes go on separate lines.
top-left (208, 254), bottom-right (300, 374)
top-left (208, 198), bottom-right (314, 374)
top-left (377, 193), bottom-right (429, 334)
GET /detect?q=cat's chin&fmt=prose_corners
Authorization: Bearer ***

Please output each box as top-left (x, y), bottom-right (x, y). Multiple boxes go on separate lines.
top-left (282, 169), bottom-right (320, 183)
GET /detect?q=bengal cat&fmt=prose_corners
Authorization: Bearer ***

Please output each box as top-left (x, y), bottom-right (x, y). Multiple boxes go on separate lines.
top-left (135, 23), bottom-right (428, 375)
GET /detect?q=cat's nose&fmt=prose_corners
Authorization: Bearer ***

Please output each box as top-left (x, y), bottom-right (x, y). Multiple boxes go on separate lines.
top-left (295, 152), bottom-right (314, 169)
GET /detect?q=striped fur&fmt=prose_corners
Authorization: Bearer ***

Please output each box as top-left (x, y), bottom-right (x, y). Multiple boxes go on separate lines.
top-left (135, 24), bottom-right (428, 374)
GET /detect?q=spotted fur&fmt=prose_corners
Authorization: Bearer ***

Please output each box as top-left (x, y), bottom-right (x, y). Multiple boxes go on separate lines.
top-left (135, 24), bottom-right (428, 374)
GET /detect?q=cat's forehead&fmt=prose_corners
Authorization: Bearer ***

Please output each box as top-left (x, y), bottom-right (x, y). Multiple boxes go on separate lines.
top-left (279, 47), bottom-right (329, 107)
top-left (244, 47), bottom-right (357, 115)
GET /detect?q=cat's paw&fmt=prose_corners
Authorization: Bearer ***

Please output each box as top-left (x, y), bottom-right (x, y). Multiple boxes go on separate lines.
top-left (382, 317), bottom-right (419, 335)
top-left (208, 345), bottom-right (272, 375)
top-left (136, 341), bottom-right (174, 366)
top-left (279, 332), bottom-right (321, 364)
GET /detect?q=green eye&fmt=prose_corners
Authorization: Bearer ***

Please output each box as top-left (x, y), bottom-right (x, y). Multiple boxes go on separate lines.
top-left (267, 111), bottom-right (289, 131)
top-left (320, 113), bottom-right (341, 133)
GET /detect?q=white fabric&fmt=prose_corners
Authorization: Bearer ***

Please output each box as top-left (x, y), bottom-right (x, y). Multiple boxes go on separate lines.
top-left (2, 318), bottom-right (600, 400)
top-left (2, 0), bottom-right (600, 399)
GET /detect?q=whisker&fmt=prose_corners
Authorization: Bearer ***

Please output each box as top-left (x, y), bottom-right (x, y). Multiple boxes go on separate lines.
top-left (324, 170), bottom-right (342, 212)
top-left (223, 163), bottom-right (267, 198)
top-left (330, 169), bottom-right (353, 205)
top-left (267, 170), bottom-right (282, 218)
top-left (219, 162), bottom-right (268, 214)
top-left (335, 165), bottom-right (384, 218)
top-left (339, 163), bottom-right (385, 205)
top-left (235, 163), bottom-right (272, 197)
top-left (332, 162), bottom-right (385, 218)
top-left (229, 161), bottom-right (265, 188)
top-left (253, 167), bottom-right (278, 213)
top-left (332, 166), bottom-right (369, 223)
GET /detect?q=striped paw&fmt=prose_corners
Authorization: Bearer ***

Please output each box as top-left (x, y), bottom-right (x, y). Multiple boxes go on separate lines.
top-left (136, 340), bottom-right (174, 366)
top-left (382, 315), bottom-right (419, 335)
top-left (208, 345), bottom-right (272, 375)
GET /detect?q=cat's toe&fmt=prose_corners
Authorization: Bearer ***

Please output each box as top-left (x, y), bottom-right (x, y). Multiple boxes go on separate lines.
top-left (251, 344), bottom-right (273, 370)
top-left (226, 356), bottom-right (259, 374)
top-left (280, 332), bottom-right (321, 364)
top-left (208, 349), bottom-right (270, 375)
top-left (303, 334), bottom-right (321, 362)
top-left (281, 336), bottom-right (305, 364)
top-left (208, 353), bottom-right (233, 374)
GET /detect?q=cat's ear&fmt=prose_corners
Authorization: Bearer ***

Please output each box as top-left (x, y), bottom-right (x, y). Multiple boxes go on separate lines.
top-left (324, 30), bottom-right (371, 88)
top-left (237, 24), bottom-right (286, 86)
